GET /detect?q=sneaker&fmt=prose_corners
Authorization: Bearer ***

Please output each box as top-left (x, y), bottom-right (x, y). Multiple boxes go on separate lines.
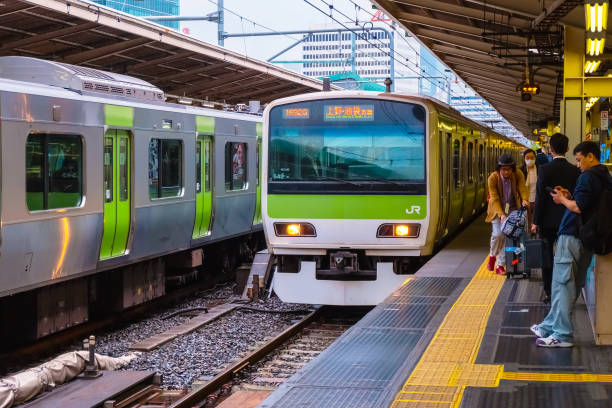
top-left (530, 324), bottom-right (544, 338)
top-left (487, 256), bottom-right (496, 271)
top-left (495, 265), bottom-right (506, 275)
top-left (536, 336), bottom-right (573, 348)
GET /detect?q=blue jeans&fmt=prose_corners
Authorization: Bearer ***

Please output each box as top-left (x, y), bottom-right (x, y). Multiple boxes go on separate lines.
top-left (537, 235), bottom-right (593, 342)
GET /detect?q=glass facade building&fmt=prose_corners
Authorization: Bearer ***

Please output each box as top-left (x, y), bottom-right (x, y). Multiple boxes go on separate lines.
top-left (91, 0), bottom-right (180, 30)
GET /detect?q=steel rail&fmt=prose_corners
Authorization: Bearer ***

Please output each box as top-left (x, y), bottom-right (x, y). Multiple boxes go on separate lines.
top-left (168, 307), bottom-right (323, 408)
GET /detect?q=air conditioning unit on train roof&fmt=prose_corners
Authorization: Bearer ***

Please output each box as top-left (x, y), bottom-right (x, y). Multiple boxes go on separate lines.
top-left (0, 56), bottom-right (165, 103)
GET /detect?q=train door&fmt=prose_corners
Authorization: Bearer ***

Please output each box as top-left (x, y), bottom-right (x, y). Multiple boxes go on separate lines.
top-left (100, 129), bottom-right (131, 259)
top-left (193, 136), bottom-right (213, 238)
top-left (447, 135), bottom-right (463, 230)
top-left (437, 130), bottom-right (451, 240)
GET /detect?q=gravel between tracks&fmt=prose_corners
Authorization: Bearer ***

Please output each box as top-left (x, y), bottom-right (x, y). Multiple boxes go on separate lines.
top-left (92, 284), bottom-right (309, 389)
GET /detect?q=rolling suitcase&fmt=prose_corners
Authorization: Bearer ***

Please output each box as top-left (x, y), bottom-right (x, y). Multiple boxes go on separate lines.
top-left (505, 237), bottom-right (528, 279)
top-left (525, 237), bottom-right (551, 270)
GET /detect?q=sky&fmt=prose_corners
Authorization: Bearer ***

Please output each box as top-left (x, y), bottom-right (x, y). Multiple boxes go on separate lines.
top-left (179, 0), bottom-right (388, 63)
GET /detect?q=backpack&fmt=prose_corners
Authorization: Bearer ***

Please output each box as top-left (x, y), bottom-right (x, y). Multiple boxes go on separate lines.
top-left (579, 170), bottom-right (612, 255)
top-left (502, 207), bottom-right (527, 240)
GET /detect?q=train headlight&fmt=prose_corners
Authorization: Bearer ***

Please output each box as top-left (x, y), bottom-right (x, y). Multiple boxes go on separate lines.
top-left (274, 222), bottom-right (316, 237)
top-left (377, 223), bottom-right (420, 238)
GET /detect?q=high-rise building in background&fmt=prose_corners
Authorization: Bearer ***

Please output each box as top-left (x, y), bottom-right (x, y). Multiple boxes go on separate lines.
top-left (90, 0), bottom-right (180, 30)
top-left (300, 22), bottom-right (421, 95)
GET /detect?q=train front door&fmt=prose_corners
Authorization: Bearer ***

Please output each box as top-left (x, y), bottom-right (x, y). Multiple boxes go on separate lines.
top-left (193, 135), bottom-right (213, 238)
top-left (100, 129), bottom-right (131, 259)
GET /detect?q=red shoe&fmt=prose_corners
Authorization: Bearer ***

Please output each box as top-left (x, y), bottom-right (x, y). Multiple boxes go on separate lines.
top-left (496, 266), bottom-right (506, 275)
top-left (487, 256), bottom-right (496, 271)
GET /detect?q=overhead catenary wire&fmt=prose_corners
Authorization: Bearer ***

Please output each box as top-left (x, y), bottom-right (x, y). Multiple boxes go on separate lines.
top-left (329, 0), bottom-right (523, 137)
top-left (304, 0), bottom-right (517, 131)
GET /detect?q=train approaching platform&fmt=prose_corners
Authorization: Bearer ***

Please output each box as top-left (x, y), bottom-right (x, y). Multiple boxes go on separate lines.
top-left (260, 217), bottom-right (612, 408)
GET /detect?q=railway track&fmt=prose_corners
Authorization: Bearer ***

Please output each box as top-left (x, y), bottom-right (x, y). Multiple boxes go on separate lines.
top-left (90, 306), bottom-right (366, 408)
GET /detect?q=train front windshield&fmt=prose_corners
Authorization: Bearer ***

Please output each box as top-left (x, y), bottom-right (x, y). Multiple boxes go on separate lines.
top-left (268, 98), bottom-right (426, 194)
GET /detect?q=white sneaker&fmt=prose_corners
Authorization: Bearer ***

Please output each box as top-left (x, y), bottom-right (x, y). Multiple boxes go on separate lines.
top-left (530, 324), bottom-right (544, 338)
top-left (536, 336), bottom-right (573, 348)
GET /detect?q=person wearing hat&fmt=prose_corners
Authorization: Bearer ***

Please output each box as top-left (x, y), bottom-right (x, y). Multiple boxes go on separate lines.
top-left (486, 154), bottom-right (529, 274)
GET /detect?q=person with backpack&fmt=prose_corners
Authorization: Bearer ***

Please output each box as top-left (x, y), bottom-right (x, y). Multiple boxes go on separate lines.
top-left (531, 141), bottom-right (611, 347)
top-left (531, 133), bottom-right (580, 304)
top-left (486, 154), bottom-right (529, 275)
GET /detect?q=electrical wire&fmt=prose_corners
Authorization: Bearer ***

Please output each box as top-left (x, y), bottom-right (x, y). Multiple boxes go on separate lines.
top-left (305, 0), bottom-right (509, 123)
top-left (328, 0), bottom-right (523, 137)
top-left (206, 0), bottom-right (304, 42)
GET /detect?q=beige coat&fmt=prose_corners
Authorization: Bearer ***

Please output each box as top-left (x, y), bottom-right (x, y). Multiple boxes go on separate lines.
top-left (485, 170), bottom-right (528, 222)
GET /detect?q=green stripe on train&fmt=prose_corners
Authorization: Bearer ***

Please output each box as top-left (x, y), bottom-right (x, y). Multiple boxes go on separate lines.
top-left (104, 105), bottom-right (134, 127)
top-left (267, 194), bottom-right (427, 220)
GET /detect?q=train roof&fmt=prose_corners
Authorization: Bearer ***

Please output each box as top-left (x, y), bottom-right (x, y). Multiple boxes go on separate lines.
top-left (0, 57), bottom-right (260, 123)
top-left (263, 90), bottom-right (519, 145)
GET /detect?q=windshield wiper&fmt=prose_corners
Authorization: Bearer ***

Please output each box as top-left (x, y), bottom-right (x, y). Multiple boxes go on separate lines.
top-left (355, 175), bottom-right (407, 187)
top-left (315, 175), bottom-right (362, 187)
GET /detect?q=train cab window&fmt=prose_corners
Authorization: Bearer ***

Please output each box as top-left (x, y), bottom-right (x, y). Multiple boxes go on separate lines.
top-left (225, 142), bottom-right (247, 191)
top-left (149, 139), bottom-right (183, 199)
top-left (26, 133), bottom-right (83, 211)
top-left (467, 142), bottom-right (474, 183)
top-left (452, 139), bottom-right (460, 189)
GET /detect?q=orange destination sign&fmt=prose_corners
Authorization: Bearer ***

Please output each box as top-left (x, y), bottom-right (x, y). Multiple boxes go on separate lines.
top-left (324, 105), bottom-right (374, 121)
top-left (282, 107), bottom-right (309, 118)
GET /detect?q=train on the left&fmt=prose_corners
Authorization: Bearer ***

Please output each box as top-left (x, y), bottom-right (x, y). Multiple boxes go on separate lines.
top-left (0, 56), bottom-right (264, 347)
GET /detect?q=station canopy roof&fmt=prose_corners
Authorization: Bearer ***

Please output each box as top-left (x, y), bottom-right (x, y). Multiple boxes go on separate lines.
top-left (0, 0), bottom-right (331, 106)
top-left (373, 0), bottom-right (590, 137)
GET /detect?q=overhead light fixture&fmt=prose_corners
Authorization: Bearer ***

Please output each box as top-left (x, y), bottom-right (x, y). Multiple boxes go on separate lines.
top-left (177, 96), bottom-right (193, 105)
top-left (586, 0), bottom-right (608, 32)
top-left (585, 59), bottom-right (602, 73)
top-left (586, 35), bottom-right (606, 56)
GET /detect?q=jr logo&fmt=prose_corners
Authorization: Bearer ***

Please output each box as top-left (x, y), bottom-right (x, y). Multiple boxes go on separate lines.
top-left (405, 206), bottom-right (421, 215)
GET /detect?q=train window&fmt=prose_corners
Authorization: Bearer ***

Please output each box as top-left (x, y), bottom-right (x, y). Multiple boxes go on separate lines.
top-left (479, 144), bottom-right (484, 179)
top-left (467, 142), bottom-right (474, 183)
top-left (225, 142), bottom-right (247, 191)
top-left (103, 137), bottom-right (113, 203)
top-left (204, 140), bottom-right (212, 192)
top-left (195, 142), bottom-right (201, 193)
top-left (26, 133), bottom-right (83, 211)
top-left (453, 139), bottom-right (460, 189)
top-left (119, 137), bottom-right (129, 201)
top-left (149, 139), bottom-right (183, 199)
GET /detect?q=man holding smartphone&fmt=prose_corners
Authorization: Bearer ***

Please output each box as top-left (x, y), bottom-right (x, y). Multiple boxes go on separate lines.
top-left (531, 133), bottom-right (580, 303)
top-left (531, 141), bottom-right (610, 347)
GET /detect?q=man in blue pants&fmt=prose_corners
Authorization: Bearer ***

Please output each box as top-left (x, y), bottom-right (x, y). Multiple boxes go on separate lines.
top-left (531, 141), bottom-right (610, 347)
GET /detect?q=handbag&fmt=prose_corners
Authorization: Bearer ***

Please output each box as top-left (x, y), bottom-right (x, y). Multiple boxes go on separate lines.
top-left (501, 207), bottom-right (527, 240)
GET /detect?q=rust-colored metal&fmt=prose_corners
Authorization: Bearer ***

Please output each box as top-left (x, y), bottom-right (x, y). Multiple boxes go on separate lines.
top-left (168, 307), bottom-right (321, 408)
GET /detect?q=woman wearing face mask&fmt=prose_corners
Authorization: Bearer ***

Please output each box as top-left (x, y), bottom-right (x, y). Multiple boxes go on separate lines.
top-left (486, 154), bottom-right (529, 275)
top-left (521, 149), bottom-right (538, 235)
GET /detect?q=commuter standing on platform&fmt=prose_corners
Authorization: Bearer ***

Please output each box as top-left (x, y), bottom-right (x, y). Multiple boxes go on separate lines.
top-left (521, 149), bottom-right (538, 234)
top-left (531, 133), bottom-right (580, 304)
top-left (532, 141), bottom-right (610, 347)
top-left (536, 148), bottom-right (550, 166)
top-left (486, 154), bottom-right (529, 275)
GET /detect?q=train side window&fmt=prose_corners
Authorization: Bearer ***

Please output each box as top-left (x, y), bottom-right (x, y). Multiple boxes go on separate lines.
top-left (467, 142), bottom-right (474, 183)
top-left (149, 139), bottom-right (183, 199)
top-left (479, 144), bottom-right (484, 179)
top-left (225, 142), bottom-right (247, 191)
top-left (452, 139), bottom-right (460, 189)
top-left (195, 142), bottom-right (201, 194)
top-left (204, 139), bottom-right (212, 192)
top-left (26, 133), bottom-right (83, 211)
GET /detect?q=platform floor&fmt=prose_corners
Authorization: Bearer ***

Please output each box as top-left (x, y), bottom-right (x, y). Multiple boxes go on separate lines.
top-left (260, 217), bottom-right (612, 408)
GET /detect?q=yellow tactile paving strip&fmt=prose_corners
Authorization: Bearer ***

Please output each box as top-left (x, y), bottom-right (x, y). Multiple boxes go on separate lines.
top-left (391, 260), bottom-right (505, 408)
top-left (391, 259), bottom-right (612, 408)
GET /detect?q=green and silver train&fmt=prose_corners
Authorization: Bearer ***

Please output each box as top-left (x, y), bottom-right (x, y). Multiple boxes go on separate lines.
top-left (262, 91), bottom-right (522, 305)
